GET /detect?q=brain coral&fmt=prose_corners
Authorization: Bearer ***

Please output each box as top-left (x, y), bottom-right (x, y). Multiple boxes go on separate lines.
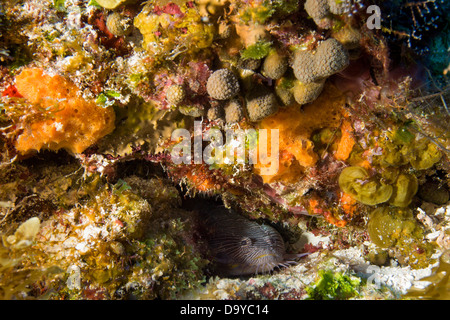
top-left (206, 69), bottom-right (240, 100)
top-left (14, 68), bottom-right (115, 154)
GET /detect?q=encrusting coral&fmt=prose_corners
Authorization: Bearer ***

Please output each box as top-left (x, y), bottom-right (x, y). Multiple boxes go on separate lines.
top-left (304, 0), bottom-right (351, 28)
top-left (223, 98), bottom-right (245, 123)
top-left (165, 84), bottom-right (186, 105)
top-left (292, 79), bottom-right (325, 105)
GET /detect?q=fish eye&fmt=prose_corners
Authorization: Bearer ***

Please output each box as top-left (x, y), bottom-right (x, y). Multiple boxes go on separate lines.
top-left (240, 237), bottom-right (252, 246)
top-left (266, 235), bottom-right (281, 245)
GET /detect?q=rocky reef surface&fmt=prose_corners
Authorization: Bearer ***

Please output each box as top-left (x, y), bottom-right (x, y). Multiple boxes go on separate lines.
top-left (0, 0), bottom-right (449, 300)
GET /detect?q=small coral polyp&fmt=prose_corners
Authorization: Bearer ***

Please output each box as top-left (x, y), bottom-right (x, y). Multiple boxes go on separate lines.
top-left (13, 68), bottom-right (115, 154)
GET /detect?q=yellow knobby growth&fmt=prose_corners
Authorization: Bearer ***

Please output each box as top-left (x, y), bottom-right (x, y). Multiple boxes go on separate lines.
top-left (134, 4), bottom-right (215, 58)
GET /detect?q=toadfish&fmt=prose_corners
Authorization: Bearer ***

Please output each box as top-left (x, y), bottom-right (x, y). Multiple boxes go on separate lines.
top-left (200, 206), bottom-right (308, 276)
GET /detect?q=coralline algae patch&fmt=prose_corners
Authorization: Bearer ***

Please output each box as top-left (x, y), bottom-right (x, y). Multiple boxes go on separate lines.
top-left (11, 68), bottom-right (115, 154)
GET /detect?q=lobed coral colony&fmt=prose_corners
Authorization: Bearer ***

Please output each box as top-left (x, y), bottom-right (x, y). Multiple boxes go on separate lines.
top-left (0, 0), bottom-right (449, 300)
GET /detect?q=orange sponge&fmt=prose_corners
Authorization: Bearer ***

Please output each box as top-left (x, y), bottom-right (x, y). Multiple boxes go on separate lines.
top-left (14, 68), bottom-right (115, 154)
top-left (254, 84), bottom-right (345, 183)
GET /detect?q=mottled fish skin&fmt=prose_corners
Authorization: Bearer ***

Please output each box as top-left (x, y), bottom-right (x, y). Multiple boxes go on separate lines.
top-left (201, 206), bottom-right (287, 276)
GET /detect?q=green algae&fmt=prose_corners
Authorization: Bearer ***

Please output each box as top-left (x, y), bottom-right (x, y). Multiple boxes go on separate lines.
top-left (367, 206), bottom-right (435, 269)
top-left (338, 166), bottom-right (393, 206)
top-left (377, 131), bottom-right (442, 170)
top-left (238, 0), bottom-right (299, 24)
top-left (394, 125), bottom-right (415, 144)
top-left (306, 270), bottom-right (361, 300)
top-left (408, 138), bottom-right (442, 170)
top-left (240, 41), bottom-right (272, 60)
top-left (388, 173), bottom-right (418, 208)
top-left (367, 207), bottom-right (418, 248)
top-left (239, 2), bottom-right (276, 24)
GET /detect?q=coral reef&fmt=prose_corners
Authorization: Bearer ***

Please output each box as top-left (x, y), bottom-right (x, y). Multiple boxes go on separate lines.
top-left (0, 0), bottom-right (449, 302)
